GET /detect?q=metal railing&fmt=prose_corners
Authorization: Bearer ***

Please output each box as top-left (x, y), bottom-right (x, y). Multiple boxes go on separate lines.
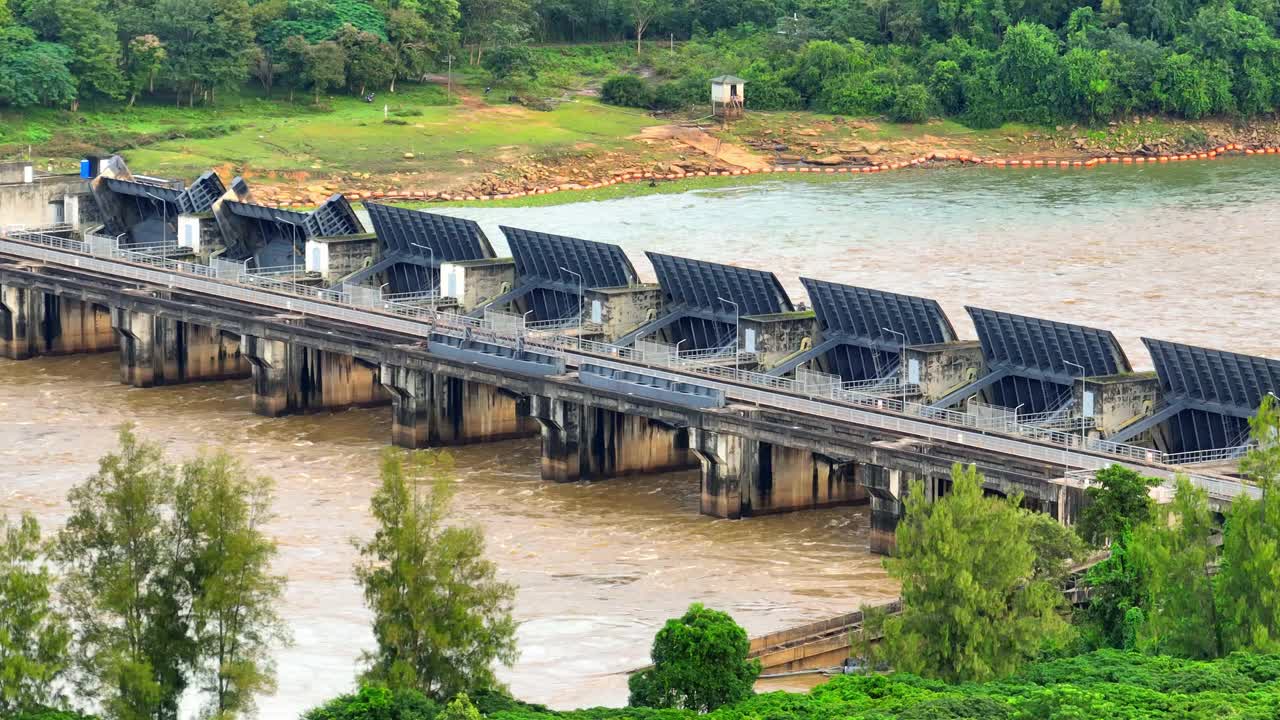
top-left (1163, 444), bottom-right (1256, 467)
top-left (244, 264), bottom-right (305, 277)
top-left (0, 226), bottom-right (1263, 503)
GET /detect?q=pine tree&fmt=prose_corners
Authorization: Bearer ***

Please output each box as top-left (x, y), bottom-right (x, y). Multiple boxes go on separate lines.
top-left (355, 450), bottom-right (518, 700)
top-left (881, 464), bottom-right (1072, 682)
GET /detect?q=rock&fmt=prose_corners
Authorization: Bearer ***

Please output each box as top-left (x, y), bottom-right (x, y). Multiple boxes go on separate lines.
top-left (403, 152), bottom-right (416, 159)
top-left (778, 153), bottom-right (804, 162)
top-left (807, 154), bottom-right (846, 166)
top-left (1073, 137), bottom-right (1088, 148)
top-left (796, 128), bottom-right (821, 136)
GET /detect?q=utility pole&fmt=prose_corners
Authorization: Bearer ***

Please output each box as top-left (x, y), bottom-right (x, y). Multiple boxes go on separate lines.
top-left (717, 296), bottom-right (740, 374)
top-left (1064, 360), bottom-right (1087, 446)
top-left (446, 54), bottom-right (454, 102)
top-left (882, 327), bottom-right (907, 408)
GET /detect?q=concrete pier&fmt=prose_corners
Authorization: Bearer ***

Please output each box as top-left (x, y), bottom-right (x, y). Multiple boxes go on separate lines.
top-left (692, 429), bottom-right (868, 519)
top-left (112, 309), bottom-right (250, 387)
top-left (381, 364), bottom-right (538, 447)
top-left (243, 335), bottom-right (388, 416)
top-left (529, 396), bottom-right (695, 483)
top-left (0, 284), bottom-right (115, 359)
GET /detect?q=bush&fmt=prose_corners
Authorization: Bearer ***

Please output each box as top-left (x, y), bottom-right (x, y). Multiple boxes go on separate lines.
top-left (889, 83), bottom-right (931, 122)
top-left (601, 75), bottom-right (653, 108)
top-left (302, 686), bottom-right (441, 720)
top-left (627, 604), bottom-right (760, 712)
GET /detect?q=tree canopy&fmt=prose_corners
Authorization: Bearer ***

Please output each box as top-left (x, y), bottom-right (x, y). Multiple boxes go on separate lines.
top-left (881, 464), bottom-right (1074, 682)
top-left (627, 603), bottom-right (761, 711)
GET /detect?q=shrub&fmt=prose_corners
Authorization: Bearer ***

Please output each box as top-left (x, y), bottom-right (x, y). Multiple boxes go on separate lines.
top-left (889, 83), bottom-right (932, 122)
top-left (302, 685), bottom-right (441, 720)
top-left (601, 75), bottom-right (652, 108)
top-left (627, 604), bottom-right (760, 712)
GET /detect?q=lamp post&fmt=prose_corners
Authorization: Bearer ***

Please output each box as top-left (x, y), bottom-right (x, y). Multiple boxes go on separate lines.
top-left (411, 241), bottom-right (435, 306)
top-left (1064, 359), bottom-right (1087, 446)
top-left (882, 327), bottom-right (907, 408)
top-left (523, 308), bottom-right (534, 338)
top-left (675, 338), bottom-right (686, 364)
top-left (559, 266), bottom-right (584, 348)
top-left (144, 192), bottom-right (167, 249)
top-left (717, 296), bottom-right (739, 373)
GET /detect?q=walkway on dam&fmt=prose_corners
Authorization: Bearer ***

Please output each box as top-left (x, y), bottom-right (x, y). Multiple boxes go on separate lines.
top-left (0, 225), bottom-right (1257, 505)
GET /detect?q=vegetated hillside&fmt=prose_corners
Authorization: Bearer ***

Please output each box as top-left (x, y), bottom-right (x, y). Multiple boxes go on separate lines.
top-left (3, 0), bottom-right (1280, 125)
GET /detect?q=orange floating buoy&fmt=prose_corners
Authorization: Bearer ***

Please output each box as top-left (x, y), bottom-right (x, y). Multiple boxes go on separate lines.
top-left (1033, 159), bottom-right (1044, 166)
top-left (1122, 157), bottom-right (1133, 164)
top-left (1208, 151), bottom-right (1217, 158)
top-left (1158, 156), bottom-right (1169, 163)
top-left (1268, 148), bottom-right (1278, 154)
top-left (1072, 160), bottom-right (1083, 167)
top-left (1247, 148), bottom-right (1256, 155)
top-left (1197, 153), bottom-right (1208, 159)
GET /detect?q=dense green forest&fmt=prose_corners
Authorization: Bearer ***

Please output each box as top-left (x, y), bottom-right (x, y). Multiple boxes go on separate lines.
top-left (2, 0), bottom-right (1280, 126)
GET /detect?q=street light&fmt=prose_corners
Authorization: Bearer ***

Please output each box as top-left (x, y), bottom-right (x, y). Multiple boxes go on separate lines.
top-left (559, 266), bottom-right (584, 348)
top-left (411, 242), bottom-right (436, 306)
top-left (675, 338), bottom-right (687, 364)
top-left (717, 296), bottom-right (739, 373)
top-left (1064, 359), bottom-right (1087, 446)
top-left (882, 327), bottom-right (907, 408)
top-left (143, 192), bottom-right (168, 250)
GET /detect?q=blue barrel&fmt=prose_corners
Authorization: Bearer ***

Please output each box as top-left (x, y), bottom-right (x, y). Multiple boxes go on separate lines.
top-left (79, 159), bottom-right (92, 179)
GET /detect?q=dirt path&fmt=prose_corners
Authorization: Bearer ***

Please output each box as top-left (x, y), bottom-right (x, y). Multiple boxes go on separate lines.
top-left (637, 125), bottom-right (771, 171)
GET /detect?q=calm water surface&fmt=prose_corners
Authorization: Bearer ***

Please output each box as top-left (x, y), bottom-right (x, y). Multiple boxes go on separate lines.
top-left (4, 160), bottom-right (1278, 716)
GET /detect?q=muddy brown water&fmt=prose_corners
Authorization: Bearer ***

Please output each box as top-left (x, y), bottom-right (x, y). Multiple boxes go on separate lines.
top-left (4, 159), bottom-right (1279, 716)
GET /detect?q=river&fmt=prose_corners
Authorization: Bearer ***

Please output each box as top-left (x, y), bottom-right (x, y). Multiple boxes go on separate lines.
top-left (2, 159), bottom-right (1277, 716)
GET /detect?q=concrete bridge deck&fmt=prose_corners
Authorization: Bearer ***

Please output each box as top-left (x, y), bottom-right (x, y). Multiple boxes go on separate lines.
top-left (0, 228), bottom-right (1258, 552)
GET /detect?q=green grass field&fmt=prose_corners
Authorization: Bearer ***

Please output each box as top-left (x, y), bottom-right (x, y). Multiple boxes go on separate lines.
top-left (0, 79), bottom-right (663, 188)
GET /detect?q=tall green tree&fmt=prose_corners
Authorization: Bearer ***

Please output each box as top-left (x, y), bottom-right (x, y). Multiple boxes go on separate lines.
top-left (0, 26), bottom-right (76, 108)
top-left (1131, 476), bottom-right (1222, 659)
top-left (175, 451), bottom-right (289, 719)
top-left (54, 426), bottom-right (193, 720)
top-left (0, 513), bottom-right (71, 715)
top-left (1082, 530), bottom-right (1147, 650)
top-left (1076, 464), bottom-right (1159, 548)
top-left (336, 23), bottom-right (395, 95)
top-left (628, 603), bottom-right (760, 711)
top-left (1217, 396), bottom-right (1280, 654)
top-left (124, 35), bottom-right (166, 107)
top-left (303, 39), bottom-right (346, 103)
top-left (355, 450), bottom-right (518, 700)
top-left (22, 0), bottom-right (125, 107)
top-left (881, 464), bottom-right (1072, 682)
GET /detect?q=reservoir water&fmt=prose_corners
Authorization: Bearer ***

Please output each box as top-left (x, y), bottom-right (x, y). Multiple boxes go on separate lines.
top-left (3, 159), bottom-right (1278, 716)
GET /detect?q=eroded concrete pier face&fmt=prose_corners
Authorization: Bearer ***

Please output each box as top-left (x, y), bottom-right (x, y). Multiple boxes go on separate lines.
top-left (380, 364), bottom-right (538, 447)
top-left (243, 335), bottom-right (388, 416)
top-left (529, 396), bottom-right (696, 483)
top-left (691, 429), bottom-right (868, 520)
top-left (112, 309), bottom-right (250, 388)
top-left (0, 285), bottom-right (116, 359)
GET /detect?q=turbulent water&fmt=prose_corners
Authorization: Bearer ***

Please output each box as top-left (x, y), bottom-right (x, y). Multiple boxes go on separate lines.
top-left (3, 158), bottom-right (1278, 716)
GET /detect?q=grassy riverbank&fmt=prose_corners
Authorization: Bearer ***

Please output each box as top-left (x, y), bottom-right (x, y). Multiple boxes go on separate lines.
top-left (6, 42), bottom-right (1280, 207)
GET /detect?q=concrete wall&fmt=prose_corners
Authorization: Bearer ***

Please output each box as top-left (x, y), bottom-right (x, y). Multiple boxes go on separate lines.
top-left (112, 309), bottom-right (250, 387)
top-left (431, 375), bottom-right (538, 444)
top-left (0, 285), bottom-right (116, 359)
top-left (906, 341), bottom-right (985, 403)
top-left (692, 427), bottom-right (868, 520)
top-left (740, 311), bottom-right (818, 369)
top-left (243, 335), bottom-right (389, 416)
top-left (749, 446), bottom-right (867, 514)
top-left (382, 364), bottom-right (538, 447)
top-left (583, 285), bottom-right (664, 341)
top-left (316, 234), bottom-right (379, 282)
top-left (0, 175), bottom-right (91, 228)
top-left (529, 396), bottom-right (696, 483)
top-left (1084, 372), bottom-right (1161, 439)
top-left (446, 258), bottom-right (516, 310)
